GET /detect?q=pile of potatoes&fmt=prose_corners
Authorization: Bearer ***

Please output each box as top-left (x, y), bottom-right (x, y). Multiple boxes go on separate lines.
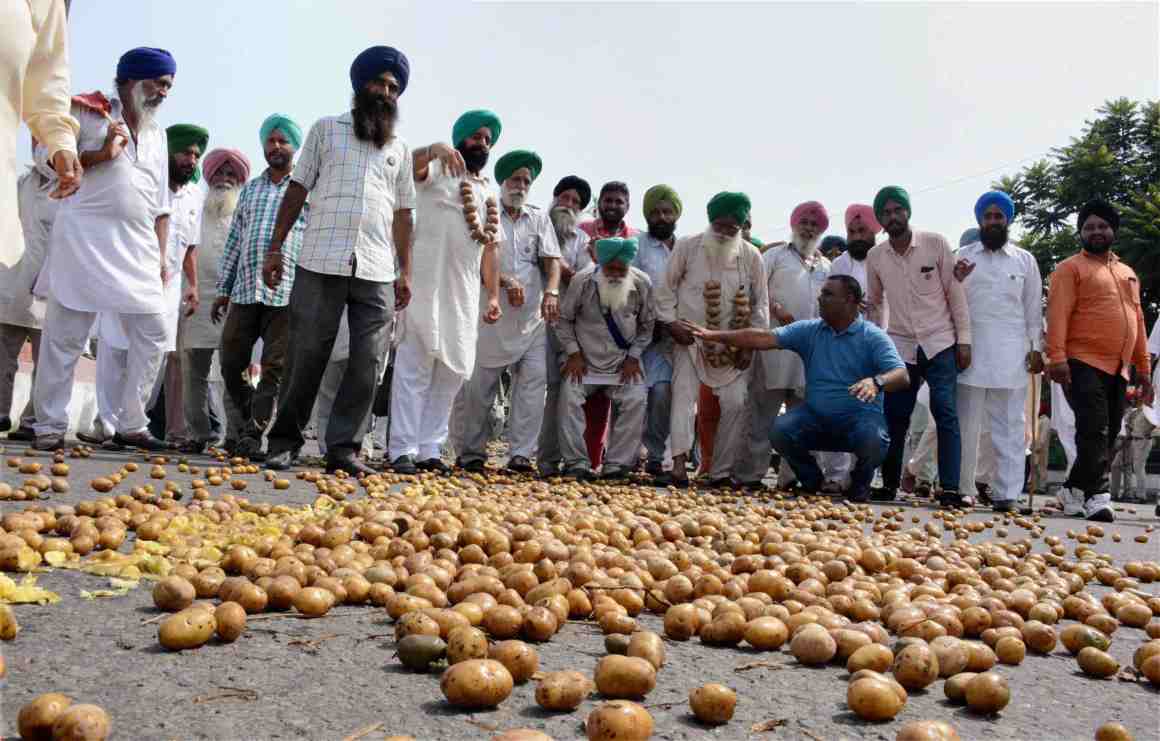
top-left (1, 450), bottom-right (1158, 739)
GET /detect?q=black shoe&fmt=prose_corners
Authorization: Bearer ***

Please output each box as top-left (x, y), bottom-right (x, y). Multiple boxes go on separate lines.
top-left (992, 500), bottom-right (1016, 513)
top-left (236, 436), bottom-right (262, 458)
top-left (113, 431), bottom-right (171, 451)
top-left (848, 488), bottom-right (871, 503)
top-left (938, 489), bottom-right (968, 509)
top-left (870, 487), bottom-right (898, 502)
top-left (76, 429), bottom-right (110, 446)
top-left (178, 439), bottom-right (208, 455)
top-left (975, 482), bottom-right (993, 505)
top-left (738, 480), bottom-right (766, 492)
top-left (644, 460), bottom-right (665, 477)
top-left (600, 467), bottom-right (630, 481)
top-left (563, 466), bottom-right (595, 481)
top-left (0, 416), bottom-right (10, 432)
top-left (266, 450), bottom-right (293, 470)
top-left (33, 433), bottom-right (65, 451)
top-left (416, 458), bottom-right (451, 474)
top-left (457, 458), bottom-right (486, 473)
top-left (327, 455), bottom-right (375, 477)
top-left (390, 455), bottom-right (418, 475)
top-left (506, 455), bottom-right (534, 473)
top-left (668, 475), bottom-right (691, 489)
top-left (6, 426), bottom-right (34, 442)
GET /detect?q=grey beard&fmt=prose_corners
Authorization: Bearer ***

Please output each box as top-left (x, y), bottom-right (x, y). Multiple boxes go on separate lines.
top-left (703, 229), bottom-right (741, 259)
top-left (205, 185), bottom-right (240, 220)
top-left (129, 83), bottom-right (158, 127)
top-left (791, 232), bottom-right (820, 256)
top-left (551, 206), bottom-right (578, 242)
top-left (596, 272), bottom-right (632, 313)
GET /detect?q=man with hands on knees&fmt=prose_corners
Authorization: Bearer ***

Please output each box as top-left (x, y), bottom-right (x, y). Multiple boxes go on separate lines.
top-left (555, 237), bottom-right (654, 481)
top-left (677, 274), bottom-right (909, 502)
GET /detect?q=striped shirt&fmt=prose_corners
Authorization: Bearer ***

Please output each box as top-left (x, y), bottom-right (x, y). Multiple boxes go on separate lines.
top-left (216, 169), bottom-right (306, 306)
top-left (291, 112), bottom-right (416, 282)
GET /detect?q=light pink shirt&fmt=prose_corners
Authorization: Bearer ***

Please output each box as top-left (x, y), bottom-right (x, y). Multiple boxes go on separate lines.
top-left (865, 229), bottom-right (971, 364)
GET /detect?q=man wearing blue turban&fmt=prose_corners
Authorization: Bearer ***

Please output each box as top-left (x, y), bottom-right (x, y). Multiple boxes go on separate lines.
top-left (32, 46), bottom-right (180, 452)
top-left (554, 238), bottom-right (655, 480)
top-left (262, 45), bottom-right (417, 476)
top-left (952, 190), bottom-right (1044, 513)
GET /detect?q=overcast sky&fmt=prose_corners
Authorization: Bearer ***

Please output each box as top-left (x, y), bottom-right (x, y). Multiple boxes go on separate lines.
top-left (39, 1), bottom-right (1160, 244)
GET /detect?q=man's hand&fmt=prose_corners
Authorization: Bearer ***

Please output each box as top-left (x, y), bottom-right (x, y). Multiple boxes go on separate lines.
top-left (430, 143), bottom-right (465, 178)
top-left (771, 302), bottom-right (795, 325)
top-left (734, 349), bottom-right (752, 371)
top-left (211, 296), bottom-right (230, 324)
top-left (483, 297), bottom-right (502, 324)
top-left (670, 320), bottom-right (698, 346)
top-left (562, 352), bottom-right (586, 383)
top-left (849, 377), bottom-right (879, 403)
top-left (394, 274), bottom-right (412, 311)
top-left (953, 258), bottom-right (975, 282)
top-left (1138, 378), bottom-right (1154, 406)
top-left (541, 293), bottom-right (559, 323)
top-left (183, 286), bottom-right (199, 317)
top-left (1026, 350), bottom-right (1045, 374)
top-left (101, 122), bottom-right (128, 162)
top-left (160, 264), bottom-right (169, 285)
top-left (503, 277), bottom-right (525, 308)
top-left (1047, 361), bottom-right (1071, 388)
top-left (262, 251), bottom-right (283, 289)
top-left (956, 343), bottom-right (972, 371)
top-left (50, 150), bottom-right (82, 198)
top-left (619, 356), bottom-right (643, 384)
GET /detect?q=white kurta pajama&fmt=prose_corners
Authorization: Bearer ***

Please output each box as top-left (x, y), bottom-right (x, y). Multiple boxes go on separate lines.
top-left (737, 244), bottom-right (830, 485)
top-left (554, 265), bottom-right (655, 474)
top-left (955, 241), bottom-right (1043, 503)
top-left (33, 94), bottom-right (171, 437)
top-left (453, 204), bottom-right (561, 465)
top-left (656, 234), bottom-right (769, 480)
top-left (390, 161), bottom-right (496, 462)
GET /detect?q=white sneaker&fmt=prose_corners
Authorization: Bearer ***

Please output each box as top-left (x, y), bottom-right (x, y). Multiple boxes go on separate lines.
top-left (1083, 492), bottom-right (1115, 522)
top-left (1056, 487), bottom-right (1085, 517)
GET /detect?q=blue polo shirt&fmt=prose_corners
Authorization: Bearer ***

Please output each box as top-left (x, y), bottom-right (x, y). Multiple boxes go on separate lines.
top-left (772, 317), bottom-right (904, 419)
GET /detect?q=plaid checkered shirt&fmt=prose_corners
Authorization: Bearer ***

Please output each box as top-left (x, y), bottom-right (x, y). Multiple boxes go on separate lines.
top-left (215, 169), bottom-right (307, 306)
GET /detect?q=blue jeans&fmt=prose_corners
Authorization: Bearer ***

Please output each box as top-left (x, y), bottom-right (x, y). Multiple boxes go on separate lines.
top-left (770, 405), bottom-right (889, 499)
top-left (882, 346), bottom-right (961, 491)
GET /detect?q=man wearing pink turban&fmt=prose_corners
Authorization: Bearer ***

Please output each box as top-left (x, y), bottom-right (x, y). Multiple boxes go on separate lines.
top-left (202, 148), bottom-right (251, 185)
top-left (831, 204), bottom-right (882, 295)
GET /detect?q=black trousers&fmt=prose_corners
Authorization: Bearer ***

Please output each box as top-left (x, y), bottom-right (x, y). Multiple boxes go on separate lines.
top-left (1062, 359), bottom-right (1126, 497)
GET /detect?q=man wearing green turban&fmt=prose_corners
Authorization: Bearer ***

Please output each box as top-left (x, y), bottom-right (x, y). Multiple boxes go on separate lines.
top-left (654, 190), bottom-right (770, 487)
top-left (634, 184), bottom-right (683, 480)
top-left (555, 237), bottom-right (654, 480)
top-left (386, 110), bottom-right (503, 474)
top-left (167, 123), bottom-right (208, 183)
top-left (455, 147), bottom-right (562, 474)
top-left (865, 184), bottom-right (973, 508)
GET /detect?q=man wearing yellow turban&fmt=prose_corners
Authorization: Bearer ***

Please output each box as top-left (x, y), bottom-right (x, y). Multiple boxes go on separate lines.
top-left (555, 238), bottom-right (655, 479)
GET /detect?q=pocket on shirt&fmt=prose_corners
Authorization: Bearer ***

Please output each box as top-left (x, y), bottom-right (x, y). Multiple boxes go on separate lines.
top-left (914, 265), bottom-right (942, 294)
top-left (1119, 276), bottom-right (1141, 306)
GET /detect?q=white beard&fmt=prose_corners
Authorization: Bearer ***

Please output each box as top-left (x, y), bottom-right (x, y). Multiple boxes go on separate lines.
top-left (551, 206), bottom-right (578, 243)
top-left (201, 186), bottom-right (240, 248)
top-left (502, 183), bottom-right (527, 210)
top-left (791, 231), bottom-right (820, 257)
top-left (703, 229), bottom-right (741, 260)
top-left (596, 271), bottom-right (633, 313)
top-left (129, 82), bottom-right (158, 127)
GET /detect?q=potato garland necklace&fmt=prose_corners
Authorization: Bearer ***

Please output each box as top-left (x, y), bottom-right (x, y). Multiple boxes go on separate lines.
top-left (701, 252), bottom-right (753, 368)
top-left (460, 180), bottom-right (500, 245)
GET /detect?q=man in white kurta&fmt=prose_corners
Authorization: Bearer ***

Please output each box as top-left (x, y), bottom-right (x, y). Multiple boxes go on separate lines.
top-left (556, 239), bottom-right (654, 478)
top-left (954, 192), bottom-right (1044, 511)
top-left (2, 0), bottom-right (79, 268)
top-left (737, 202), bottom-right (830, 488)
top-left (179, 149), bottom-right (249, 452)
top-left (1, 153), bottom-right (57, 438)
top-left (33, 48), bottom-right (178, 451)
top-left (537, 175), bottom-right (593, 476)
top-left (658, 192), bottom-right (769, 486)
top-left (388, 110), bottom-right (503, 473)
top-left (453, 149), bottom-right (562, 472)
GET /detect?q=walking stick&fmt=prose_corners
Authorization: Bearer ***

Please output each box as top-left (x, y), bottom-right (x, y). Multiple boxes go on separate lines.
top-left (1021, 372), bottom-right (1040, 516)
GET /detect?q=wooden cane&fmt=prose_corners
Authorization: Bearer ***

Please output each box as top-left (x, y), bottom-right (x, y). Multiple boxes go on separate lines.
top-left (1022, 372), bottom-right (1040, 515)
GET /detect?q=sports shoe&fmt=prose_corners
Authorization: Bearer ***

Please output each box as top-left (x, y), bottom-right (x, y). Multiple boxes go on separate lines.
top-left (1056, 487), bottom-right (1085, 517)
top-left (1083, 492), bottom-right (1115, 522)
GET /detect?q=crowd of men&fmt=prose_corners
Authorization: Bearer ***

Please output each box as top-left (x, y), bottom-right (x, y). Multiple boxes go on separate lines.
top-left (3, 36), bottom-right (1157, 527)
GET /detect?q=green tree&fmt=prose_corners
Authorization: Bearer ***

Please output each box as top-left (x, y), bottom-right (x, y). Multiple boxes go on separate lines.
top-left (996, 98), bottom-right (1159, 326)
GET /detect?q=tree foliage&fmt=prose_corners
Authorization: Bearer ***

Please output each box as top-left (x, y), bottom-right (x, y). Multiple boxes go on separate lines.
top-left (995, 98), bottom-right (1159, 326)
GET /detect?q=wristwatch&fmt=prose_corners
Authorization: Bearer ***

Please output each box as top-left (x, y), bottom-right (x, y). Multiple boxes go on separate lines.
top-left (544, 289), bottom-right (559, 297)
top-left (872, 374), bottom-right (885, 391)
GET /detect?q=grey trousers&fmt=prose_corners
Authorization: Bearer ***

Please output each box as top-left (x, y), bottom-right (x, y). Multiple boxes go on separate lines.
top-left (456, 328), bottom-right (547, 465)
top-left (737, 385), bottom-right (799, 484)
top-left (643, 382), bottom-right (671, 465)
top-left (560, 380), bottom-right (646, 473)
top-left (182, 348), bottom-right (233, 444)
top-left (0, 323), bottom-right (38, 429)
top-left (537, 329), bottom-right (564, 473)
top-left (311, 359), bottom-right (372, 458)
top-left (267, 268), bottom-right (392, 459)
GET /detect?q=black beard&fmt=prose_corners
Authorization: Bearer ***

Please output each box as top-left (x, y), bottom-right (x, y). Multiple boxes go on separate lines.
top-left (170, 160), bottom-right (195, 186)
top-left (1081, 237), bottom-right (1112, 254)
top-left (266, 150), bottom-right (290, 170)
top-left (457, 142), bottom-right (489, 174)
top-left (980, 225), bottom-right (1008, 250)
top-left (846, 239), bottom-right (873, 260)
top-left (351, 89), bottom-right (398, 148)
top-left (647, 221), bottom-right (675, 241)
top-left (600, 207), bottom-right (626, 228)
top-left (884, 221), bottom-right (908, 239)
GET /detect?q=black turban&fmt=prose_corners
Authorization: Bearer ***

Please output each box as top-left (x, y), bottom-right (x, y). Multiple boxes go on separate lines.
top-left (553, 175), bottom-right (591, 209)
top-left (1077, 199), bottom-right (1120, 233)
